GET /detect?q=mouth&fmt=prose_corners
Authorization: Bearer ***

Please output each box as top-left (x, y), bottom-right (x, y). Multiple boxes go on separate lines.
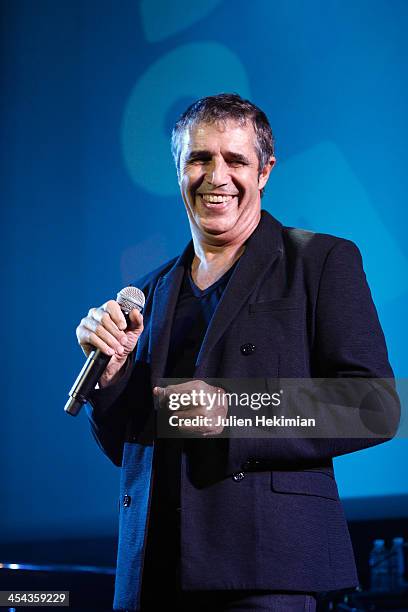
top-left (197, 193), bottom-right (238, 210)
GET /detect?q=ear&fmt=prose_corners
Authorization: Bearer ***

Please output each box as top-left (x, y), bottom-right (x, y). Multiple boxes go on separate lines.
top-left (258, 156), bottom-right (276, 190)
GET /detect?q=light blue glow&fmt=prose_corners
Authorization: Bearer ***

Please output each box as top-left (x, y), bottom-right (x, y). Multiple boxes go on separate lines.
top-left (121, 42), bottom-right (250, 196)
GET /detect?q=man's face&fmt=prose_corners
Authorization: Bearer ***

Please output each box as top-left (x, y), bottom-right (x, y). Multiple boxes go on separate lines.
top-left (178, 120), bottom-right (275, 244)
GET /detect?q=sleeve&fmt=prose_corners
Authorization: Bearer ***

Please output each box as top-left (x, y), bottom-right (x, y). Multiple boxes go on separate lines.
top-left (314, 239), bottom-right (394, 379)
top-left (86, 355), bottom-right (154, 467)
top-left (225, 239), bottom-right (400, 474)
top-left (83, 270), bottom-right (163, 467)
top-left (85, 355), bottom-right (135, 467)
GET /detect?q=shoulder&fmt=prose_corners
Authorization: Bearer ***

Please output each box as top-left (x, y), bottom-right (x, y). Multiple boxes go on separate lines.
top-left (260, 210), bottom-right (362, 264)
top-left (282, 225), bottom-right (362, 266)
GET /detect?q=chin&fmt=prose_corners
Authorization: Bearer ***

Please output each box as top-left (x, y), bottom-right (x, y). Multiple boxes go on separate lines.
top-left (197, 211), bottom-right (238, 233)
top-left (200, 219), bottom-right (235, 236)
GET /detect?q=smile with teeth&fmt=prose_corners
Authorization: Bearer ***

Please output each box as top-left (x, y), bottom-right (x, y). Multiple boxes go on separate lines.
top-left (200, 194), bottom-right (235, 203)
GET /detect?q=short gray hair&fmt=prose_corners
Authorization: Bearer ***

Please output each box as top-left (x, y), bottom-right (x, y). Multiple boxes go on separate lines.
top-left (171, 93), bottom-right (275, 181)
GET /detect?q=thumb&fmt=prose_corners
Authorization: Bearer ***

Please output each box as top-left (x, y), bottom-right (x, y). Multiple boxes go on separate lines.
top-left (128, 308), bottom-right (144, 332)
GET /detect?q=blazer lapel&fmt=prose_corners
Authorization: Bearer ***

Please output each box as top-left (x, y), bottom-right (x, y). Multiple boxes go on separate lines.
top-left (148, 210), bottom-right (283, 383)
top-left (148, 241), bottom-right (194, 385)
top-left (194, 210), bottom-right (283, 374)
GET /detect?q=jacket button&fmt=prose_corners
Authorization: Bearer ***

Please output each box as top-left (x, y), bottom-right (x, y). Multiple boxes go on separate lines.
top-left (123, 494), bottom-right (131, 507)
top-left (232, 471), bottom-right (245, 482)
top-left (240, 343), bottom-right (256, 355)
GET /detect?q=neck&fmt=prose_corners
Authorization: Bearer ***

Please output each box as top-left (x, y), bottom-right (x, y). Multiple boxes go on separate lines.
top-left (191, 209), bottom-right (261, 264)
top-left (190, 212), bottom-right (261, 287)
top-left (191, 240), bottom-right (245, 273)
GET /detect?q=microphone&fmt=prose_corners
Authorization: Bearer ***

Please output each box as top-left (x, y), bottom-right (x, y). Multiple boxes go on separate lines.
top-left (64, 286), bottom-right (145, 417)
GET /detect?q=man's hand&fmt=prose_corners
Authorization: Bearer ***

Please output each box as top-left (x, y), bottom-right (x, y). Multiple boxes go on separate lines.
top-left (153, 380), bottom-right (228, 436)
top-left (76, 300), bottom-right (144, 387)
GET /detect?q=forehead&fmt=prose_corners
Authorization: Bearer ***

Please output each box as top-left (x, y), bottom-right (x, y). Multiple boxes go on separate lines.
top-left (180, 119), bottom-right (257, 155)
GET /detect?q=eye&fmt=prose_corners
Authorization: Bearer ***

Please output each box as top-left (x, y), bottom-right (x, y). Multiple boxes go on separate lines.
top-left (224, 154), bottom-right (249, 167)
top-left (187, 155), bottom-right (211, 165)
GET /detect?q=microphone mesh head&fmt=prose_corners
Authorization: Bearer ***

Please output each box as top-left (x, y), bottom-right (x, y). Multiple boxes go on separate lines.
top-left (117, 286), bottom-right (145, 312)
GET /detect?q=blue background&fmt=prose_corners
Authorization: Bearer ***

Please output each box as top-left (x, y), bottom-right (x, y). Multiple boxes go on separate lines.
top-left (1, 0), bottom-right (407, 545)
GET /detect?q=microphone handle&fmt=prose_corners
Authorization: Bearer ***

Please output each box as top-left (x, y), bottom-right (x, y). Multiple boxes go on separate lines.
top-left (64, 349), bottom-right (111, 416)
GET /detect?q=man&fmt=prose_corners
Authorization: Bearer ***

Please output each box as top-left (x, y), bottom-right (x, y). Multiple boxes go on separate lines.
top-left (77, 94), bottom-right (399, 611)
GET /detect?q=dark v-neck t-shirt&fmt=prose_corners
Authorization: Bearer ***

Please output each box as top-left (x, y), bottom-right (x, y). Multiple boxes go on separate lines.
top-left (141, 259), bottom-right (238, 600)
top-left (165, 261), bottom-right (237, 378)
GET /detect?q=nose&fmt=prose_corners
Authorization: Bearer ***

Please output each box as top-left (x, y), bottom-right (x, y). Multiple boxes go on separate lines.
top-left (205, 157), bottom-right (229, 187)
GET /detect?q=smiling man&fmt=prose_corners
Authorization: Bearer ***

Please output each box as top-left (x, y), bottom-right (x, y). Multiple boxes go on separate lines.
top-left (78, 94), bottom-right (398, 611)
top-left (178, 119), bottom-right (273, 238)
top-left (174, 98), bottom-right (275, 293)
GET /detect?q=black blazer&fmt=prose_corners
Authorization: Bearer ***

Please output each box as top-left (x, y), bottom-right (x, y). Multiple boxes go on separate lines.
top-left (87, 210), bottom-right (399, 611)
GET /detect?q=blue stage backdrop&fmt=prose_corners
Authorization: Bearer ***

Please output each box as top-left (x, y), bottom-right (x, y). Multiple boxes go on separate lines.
top-left (1, 0), bottom-right (407, 543)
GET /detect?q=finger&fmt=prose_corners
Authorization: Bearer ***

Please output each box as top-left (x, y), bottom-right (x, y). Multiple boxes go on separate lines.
top-left (88, 306), bottom-right (127, 344)
top-left (154, 385), bottom-right (175, 401)
top-left (103, 300), bottom-right (128, 330)
top-left (152, 386), bottom-right (168, 411)
top-left (156, 383), bottom-right (195, 400)
top-left (160, 386), bottom-right (191, 411)
top-left (80, 316), bottom-right (126, 355)
top-left (167, 380), bottom-right (209, 398)
top-left (128, 308), bottom-right (144, 332)
top-left (77, 325), bottom-right (115, 356)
